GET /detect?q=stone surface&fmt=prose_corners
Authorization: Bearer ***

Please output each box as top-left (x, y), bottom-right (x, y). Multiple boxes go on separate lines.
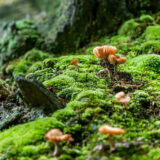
top-left (16, 77), bottom-right (64, 114)
top-left (1, 0), bottom-right (160, 63)
top-left (0, 102), bottom-right (46, 130)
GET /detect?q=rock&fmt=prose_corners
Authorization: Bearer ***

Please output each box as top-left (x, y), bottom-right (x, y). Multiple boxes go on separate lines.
top-left (0, 19), bottom-right (44, 64)
top-left (1, 0), bottom-right (160, 63)
top-left (15, 77), bottom-right (64, 114)
top-left (0, 102), bottom-right (46, 130)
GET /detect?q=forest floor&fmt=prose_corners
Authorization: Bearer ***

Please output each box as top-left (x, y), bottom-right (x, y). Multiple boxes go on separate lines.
top-left (0, 14), bottom-right (160, 160)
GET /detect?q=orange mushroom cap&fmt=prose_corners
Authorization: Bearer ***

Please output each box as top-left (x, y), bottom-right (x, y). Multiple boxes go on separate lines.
top-left (45, 129), bottom-right (63, 142)
top-left (45, 129), bottom-right (74, 143)
top-left (108, 54), bottom-right (117, 64)
top-left (93, 45), bottom-right (117, 60)
top-left (108, 55), bottom-right (126, 65)
top-left (116, 56), bottom-right (126, 64)
top-left (69, 59), bottom-right (79, 65)
top-left (99, 125), bottom-right (125, 135)
top-left (115, 92), bottom-right (131, 104)
top-left (115, 91), bottom-right (125, 100)
top-left (119, 96), bottom-right (130, 104)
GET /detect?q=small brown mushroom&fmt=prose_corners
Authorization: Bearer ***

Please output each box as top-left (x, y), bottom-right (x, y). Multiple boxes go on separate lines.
top-left (108, 55), bottom-right (126, 76)
top-left (99, 125), bottom-right (125, 151)
top-left (45, 129), bottom-right (74, 156)
top-left (69, 59), bottom-right (79, 72)
top-left (93, 45), bottom-right (117, 61)
top-left (115, 91), bottom-right (130, 109)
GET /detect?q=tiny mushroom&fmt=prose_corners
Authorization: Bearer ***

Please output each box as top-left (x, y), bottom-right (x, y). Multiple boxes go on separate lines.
top-left (108, 55), bottom-right (126, 76)
top-left (115, 91), bottom-right (131, 109)
top-left (45, 129), bottom-right (74, 157)
top-left (99, 125), bottom-right (125, 151)
top-left (93, 45), bottom-right (117, 61)
top-left (69, 59), bottom-right (79, 72)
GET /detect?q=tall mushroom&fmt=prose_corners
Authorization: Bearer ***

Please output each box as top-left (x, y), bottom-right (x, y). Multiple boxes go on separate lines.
top-left (69, 59), bottom-right (79, 72)
top-left (99, 125), bottom-right (125, 151)
top-left (115, 91), bottom-right (130, 110)
top-left (45, 129), bottom-right (74, 156)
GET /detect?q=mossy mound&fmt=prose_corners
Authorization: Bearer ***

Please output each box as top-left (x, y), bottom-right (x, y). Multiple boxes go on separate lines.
top-left (143, 25), bottom-right (160, 40)
top-left (127, 54), bottom-right (160, 73)
top-left (118, 19), bottom-right (139, 36)
top-left (6, 49), bottom-right (50, 78)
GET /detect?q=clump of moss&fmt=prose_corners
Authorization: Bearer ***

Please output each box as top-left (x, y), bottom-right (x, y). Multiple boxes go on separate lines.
top-left (143, 25), bottom-right (160, 40)
top-left (127, 54), bottom-right (160, 73)
top-left (43, 75), bottom-right (75, 91)
top-left (141, 40), bottom-right (160, 53)
top-left (139, 15), bottom-right (154, 23)
top-left (118, 19), bottom-right (139, 36)
top-left (6, 60), bottom-right (32, 77)
top-left (24, 49), bottom-right (50, 62)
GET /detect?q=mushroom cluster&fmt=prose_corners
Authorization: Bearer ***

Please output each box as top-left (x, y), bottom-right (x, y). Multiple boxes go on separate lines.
top-left (115, 91), bottom-right (130, 110)
top-left (99, 124), bottom-right (125, 151)
top-left (93, 45), bottom-right (126, 77)
top-left (45, 129), bottom-right (74, 156)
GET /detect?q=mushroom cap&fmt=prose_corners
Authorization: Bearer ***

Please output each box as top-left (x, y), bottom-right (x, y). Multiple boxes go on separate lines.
top-left (60, 134), bottom-right (74, 142)
top-left (45, 129), bottom-right (63, 142)
top-left (115, 91), bottom-right (125, 100)
top-left (69, 59), bottom-right (79, 65)
top-left (93, 45), bottom-right (117, 60)
top-left (108, 54), bottom-right (117, 64)
top-left (93, 46), bottom-right (107, 60)
top-left (108, 55), bottom-right (126, 65)
top-left (119, 96), bottom-right (131, 104)
top-left (45, 129), bottom-right (74, 143)
top-left (116, 57), bottom-right (126, 64)
top-left (115, 92), bottom-right (131, 104)
top-left (99, 125), bottom-right (125, 135)
top-left (104, 46), bottom-right (117, 55)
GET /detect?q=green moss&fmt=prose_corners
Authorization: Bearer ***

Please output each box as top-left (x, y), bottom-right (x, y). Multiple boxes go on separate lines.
top-left (6, 60), bottom-right (32, 77)
top-left (118, 19), bottom-right (139, 36)
top-left (143, 25), bottom-right (160, 40)
top-left (24, 49), bottom-right (50, 62)
top-left (53, 108), bottom-right (75, 122)
top-left (43, 75), bottom-right (75, 91)
top-left (0, 117), bottom-right (63, 153)
top-left (139, 15), bottom-right (154, 23)
top-left (0, 19), bottom-right (43, 64)
top-left (57, 87), bottom-right (82, 100)
top-left (127, 54), bottom-right (160, 73)
top-left (27, 61), bottom-right (44, 73)
top-left (141, 40), bottom-right (160, 53)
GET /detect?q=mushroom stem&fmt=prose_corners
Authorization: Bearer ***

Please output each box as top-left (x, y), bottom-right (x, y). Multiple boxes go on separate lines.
top-left (76, 64), bottom-right (79, 72)
top-left (108, 134), bottom-right (114, 151)
top-left (123, 103), bottom-right (127, 113)
top-left (114, 64), bottom-right (117, 77)
top-left (53, 142), bottom-right (59, 157)
top-left (105, 61), bottom-right (113, 78)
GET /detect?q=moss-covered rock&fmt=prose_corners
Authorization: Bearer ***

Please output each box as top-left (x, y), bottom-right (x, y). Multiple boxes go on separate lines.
top-left (0, 19), bottom-right (43, 64)
top-left (118, 19), bottom-right (139, 36)
top-left (143, 25), bottom-right (160, 40)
